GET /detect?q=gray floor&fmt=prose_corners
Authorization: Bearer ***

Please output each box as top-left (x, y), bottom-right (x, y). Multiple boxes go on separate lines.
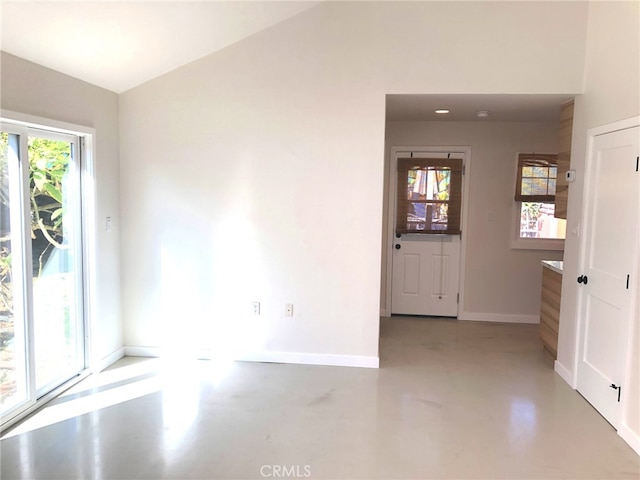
top-left (1, 316), bottom-right (639, 479)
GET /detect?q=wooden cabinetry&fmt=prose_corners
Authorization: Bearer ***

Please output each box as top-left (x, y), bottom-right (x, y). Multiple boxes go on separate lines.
top-left (540, 265), bottom-right (562, 359)
top-left (555, 99), bottom-right (574, 219)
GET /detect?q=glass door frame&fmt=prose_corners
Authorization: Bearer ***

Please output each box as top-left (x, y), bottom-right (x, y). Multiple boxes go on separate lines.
top-left (29, 128), bottom-right (86, 397)
top-left (1, 123), bottom-right (36, 422)
top-left (1, 113), bottom-right (96, 430)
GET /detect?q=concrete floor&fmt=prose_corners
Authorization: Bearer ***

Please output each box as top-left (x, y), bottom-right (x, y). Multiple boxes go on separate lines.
top-left (1, 316), bottom-right (639, 479)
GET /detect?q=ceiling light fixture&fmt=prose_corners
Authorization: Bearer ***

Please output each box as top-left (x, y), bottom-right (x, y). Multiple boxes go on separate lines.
top-left (435, 109), bottom-right (450, 114)
top-left (476, 110), bottom-right (490, 118)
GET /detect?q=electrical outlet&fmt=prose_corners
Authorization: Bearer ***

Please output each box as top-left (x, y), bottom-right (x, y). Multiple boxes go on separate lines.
top-left (251, 301), bottom-right (260, 316)
top-left (285, 304), bottom-right (294, 317)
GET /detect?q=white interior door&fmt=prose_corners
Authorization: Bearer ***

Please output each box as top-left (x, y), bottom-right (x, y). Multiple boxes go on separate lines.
top-left (390, 151), bottom-right (464, 317)
top-left (577, 125), bottom-right (639, 428)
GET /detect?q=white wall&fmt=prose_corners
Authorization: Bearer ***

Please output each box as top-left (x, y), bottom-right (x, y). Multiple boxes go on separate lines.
top-left (0, 52), bottom-right (123, 367)
top-left (556, 0), bottom-right (640, 450)
top-left (383, 121), bottom-right (564, 319)
top-left (118, 1), bottom-right (587, 365)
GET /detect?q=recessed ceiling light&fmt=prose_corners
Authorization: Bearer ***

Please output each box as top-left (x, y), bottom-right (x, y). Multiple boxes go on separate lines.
top-left (476, 110), bottom-right (490, 118)
top-left (435, 109), bottom-right (450, 114)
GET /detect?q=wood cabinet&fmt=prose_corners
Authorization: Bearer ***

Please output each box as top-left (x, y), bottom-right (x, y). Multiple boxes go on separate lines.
top-left (555, 99), bottom-right (574, 219)
top-left (540, 265), bottom-right (562, 359)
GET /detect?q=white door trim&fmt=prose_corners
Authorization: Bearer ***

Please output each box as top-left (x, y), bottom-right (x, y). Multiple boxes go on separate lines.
top-left (384, 145), bottom-right (471, 318)
top-left (574, 116), bottom-right (639, 441)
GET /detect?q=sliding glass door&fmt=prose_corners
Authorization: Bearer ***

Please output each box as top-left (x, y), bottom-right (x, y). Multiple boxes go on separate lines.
top-left (0, 125), bottom-right (86, 424)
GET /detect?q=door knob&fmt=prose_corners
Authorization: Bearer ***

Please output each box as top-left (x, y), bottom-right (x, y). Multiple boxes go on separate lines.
top-left (395, 244), bottom-right (401, 250)
top-left (577, 275), bottom-right (588, 285)
top-left (396, 233), bottom-right (402, 238)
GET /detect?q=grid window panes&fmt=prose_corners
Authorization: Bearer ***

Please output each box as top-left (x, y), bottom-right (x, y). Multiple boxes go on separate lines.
top-left (514, 154), bottom-right (565, 241)
top-left (515, 154), bottom-right (558, 202)
top-left (396, 157), bottom-right (462, 234)
top-left (521, 165), bottom-right (557, 197)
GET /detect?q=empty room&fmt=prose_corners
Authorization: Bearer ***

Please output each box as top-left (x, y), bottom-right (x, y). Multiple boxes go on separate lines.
top-left (1, 1), bottom-right (639, 479)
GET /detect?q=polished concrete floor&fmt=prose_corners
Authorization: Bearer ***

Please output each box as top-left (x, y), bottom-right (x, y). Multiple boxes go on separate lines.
top-left (1, 317), bottom-right (639, 479)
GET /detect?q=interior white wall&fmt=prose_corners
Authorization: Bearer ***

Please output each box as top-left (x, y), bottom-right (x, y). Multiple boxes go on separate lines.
top-left (118, 1), bottom-right (587, 364)
top-left (383, 121), bottom-right (564, 319)
top-left (0, 52), bottom-right (123, 367)
top-left (556, 0), bottom-right (640, 449)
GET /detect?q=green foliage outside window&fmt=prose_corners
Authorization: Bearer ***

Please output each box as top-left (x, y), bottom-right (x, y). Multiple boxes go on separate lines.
top-left (0, 133), bottom-right (70, 318)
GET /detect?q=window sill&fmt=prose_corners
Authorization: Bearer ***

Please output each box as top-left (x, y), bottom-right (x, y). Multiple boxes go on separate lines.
top-left (511, 238), bottom-right (565, 251)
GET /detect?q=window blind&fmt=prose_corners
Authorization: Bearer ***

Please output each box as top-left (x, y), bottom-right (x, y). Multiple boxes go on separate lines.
top-left (396, 157), bottom-right (463, 235)
top-left (515, 153), bottom-right (558, 203)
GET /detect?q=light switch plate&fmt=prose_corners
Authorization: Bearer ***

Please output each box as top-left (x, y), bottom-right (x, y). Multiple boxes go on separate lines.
top-left (566, 170), bottom-right (576, 182)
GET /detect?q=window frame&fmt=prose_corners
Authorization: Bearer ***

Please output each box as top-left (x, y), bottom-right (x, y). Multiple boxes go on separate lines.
top-left (395, 157), bottom-right (463, 235)
top-left (512, 153), bottom-right (565, 251)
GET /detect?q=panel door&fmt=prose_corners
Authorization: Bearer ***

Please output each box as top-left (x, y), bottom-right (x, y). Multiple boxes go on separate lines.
top-left (391, 234), bottom-right (460, 316)
top-left (391, 154), bottom-right (463, 316)
top-left (577, 125), bottom-right (639, 427)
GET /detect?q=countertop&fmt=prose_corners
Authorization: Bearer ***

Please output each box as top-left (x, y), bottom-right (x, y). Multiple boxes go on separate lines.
top-left (542, 260), bottom-right (563, 274)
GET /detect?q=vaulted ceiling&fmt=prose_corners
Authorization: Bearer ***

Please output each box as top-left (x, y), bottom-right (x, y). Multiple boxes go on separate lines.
top-left (1, 1), bottom-right (574, 121)
top-left (0, 1), bottom-right (320, 93)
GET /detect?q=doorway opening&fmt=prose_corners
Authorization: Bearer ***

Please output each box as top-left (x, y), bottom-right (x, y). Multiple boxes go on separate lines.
top-left (379, 93), bottom-right (575, 328)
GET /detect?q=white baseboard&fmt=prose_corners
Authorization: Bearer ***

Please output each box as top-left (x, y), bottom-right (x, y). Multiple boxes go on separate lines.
top-left (95, 347), bottom-right (125, 373)
top-left (554, 360), bottom-right (576, 388)
top-left (618, 423), bottom-right (640, 456)
top-left (124, 346), bottom-right (162, 357)
top-left (123, 346), bottom-right (379, 369)
top-left (235, 351), bottom-right (379, 369)
top-left (459, 311), bottom-right (539, 324)
top-left (554, 361), bottom-right (639, 455)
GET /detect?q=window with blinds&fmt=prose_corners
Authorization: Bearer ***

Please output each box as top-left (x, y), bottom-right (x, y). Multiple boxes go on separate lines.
top-left (396, 157), bottom-right (463, 234)
top-left (515, 153), bottom-right (558, 202)
top-left (512, 153), bottom-right (566, 248)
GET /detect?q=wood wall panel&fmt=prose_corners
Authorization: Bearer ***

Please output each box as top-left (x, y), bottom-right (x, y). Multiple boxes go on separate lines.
top-left (555, 99), bottom-right (574, 219)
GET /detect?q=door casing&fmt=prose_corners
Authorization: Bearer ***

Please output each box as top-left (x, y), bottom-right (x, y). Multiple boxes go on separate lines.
top-left (383, 145), bottom-right (471, 317)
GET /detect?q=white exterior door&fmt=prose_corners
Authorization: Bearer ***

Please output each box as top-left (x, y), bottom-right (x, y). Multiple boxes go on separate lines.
top-left (390, 150), bottom-right (465, 317)
top-left (577, 125), bottom-right (639, 428)
top-left (392, 234), bottom-right (460, 316)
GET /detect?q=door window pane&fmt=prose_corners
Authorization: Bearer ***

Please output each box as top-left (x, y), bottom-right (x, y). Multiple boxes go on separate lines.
top-left (28, 136), bottom-right (84, 392)
top-left (397, 158), bottom-right (463, 234)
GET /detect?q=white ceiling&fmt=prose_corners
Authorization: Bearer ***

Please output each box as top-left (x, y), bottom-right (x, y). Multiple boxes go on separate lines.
top-left (386, 94), bottom-right (575, 123)
top-left (0, 1), bottom-right (321, 93)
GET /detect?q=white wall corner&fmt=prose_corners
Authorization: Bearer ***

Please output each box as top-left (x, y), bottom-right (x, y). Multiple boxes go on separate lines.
top-left (96, 347), bottom-right (125, 373)
top-left (459, 312), bottom-right (540, 324)
top-left (554, 360), bottom-right (576, 388)
top-left (618, 423), bottom-right (640, 456)
top-left (123, 346), bottom-right (162, 358)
